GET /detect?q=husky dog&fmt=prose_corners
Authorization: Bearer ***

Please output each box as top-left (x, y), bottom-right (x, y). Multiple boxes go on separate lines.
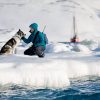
top-left (0, 29), bottom-right (25, 55)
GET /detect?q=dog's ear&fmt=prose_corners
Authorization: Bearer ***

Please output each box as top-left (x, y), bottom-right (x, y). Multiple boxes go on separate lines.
top-left (19, 29), bottom-right (21, 32)
top-left (17, 29), bottom-right (21, 33)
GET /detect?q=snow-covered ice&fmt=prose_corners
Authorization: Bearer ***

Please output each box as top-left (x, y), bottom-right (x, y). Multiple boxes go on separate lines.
top-left (0, 41), bottom-right (100, 89)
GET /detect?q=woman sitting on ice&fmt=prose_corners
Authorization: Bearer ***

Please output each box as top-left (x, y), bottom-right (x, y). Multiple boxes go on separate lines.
top-left (22, 23), bottom-right (48, 58)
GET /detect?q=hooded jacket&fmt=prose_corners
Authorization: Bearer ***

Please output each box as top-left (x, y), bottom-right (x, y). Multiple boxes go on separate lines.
top-left (22, 23), bottom-right (46, 48)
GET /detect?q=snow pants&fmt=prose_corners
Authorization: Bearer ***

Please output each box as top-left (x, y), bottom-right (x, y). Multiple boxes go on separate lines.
top-left (24, 45), bottom-right (45, 58)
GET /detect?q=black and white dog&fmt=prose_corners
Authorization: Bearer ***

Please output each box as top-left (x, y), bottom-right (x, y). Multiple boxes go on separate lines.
top-left (0, 29), bottom-right (25, 55)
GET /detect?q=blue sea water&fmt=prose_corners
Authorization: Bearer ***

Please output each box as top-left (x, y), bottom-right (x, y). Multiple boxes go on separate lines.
top-left (0, 76), bottom-right (100, 100)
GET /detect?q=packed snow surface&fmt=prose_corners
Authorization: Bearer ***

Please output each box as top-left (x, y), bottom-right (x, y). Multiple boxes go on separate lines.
top-left (0, 42), bottom-right (100, 89)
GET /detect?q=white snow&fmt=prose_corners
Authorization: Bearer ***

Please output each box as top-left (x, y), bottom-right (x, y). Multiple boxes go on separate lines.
top-left (0, 42), bottom-right (100, 89)
top-left (0, 50), bottom-right (100, 89)
top-left (71, 43), bottom-right (91, 53)
top-left (0, 0), bottom-right (100, 89)
top-left (45, 43), bottom-right (71, 53)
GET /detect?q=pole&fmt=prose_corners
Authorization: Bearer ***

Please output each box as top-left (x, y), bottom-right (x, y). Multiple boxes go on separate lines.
top-left (73, 15), bottom-right (76, 36)
top-left (42, 25), bottom-right (46, 33)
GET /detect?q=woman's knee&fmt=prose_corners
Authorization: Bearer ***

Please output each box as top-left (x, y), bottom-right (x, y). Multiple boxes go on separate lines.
top-left (35, 46), bottom-right (45, 57)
